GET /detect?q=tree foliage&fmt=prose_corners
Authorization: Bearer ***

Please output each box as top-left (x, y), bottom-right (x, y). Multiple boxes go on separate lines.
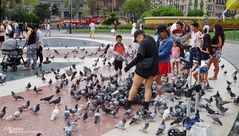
top-left (187, 9), bottom-right (204, 17)
top-left (141, 6), bottom-right (183, 18)
top-left (101, 12), bottom-right (119, 25)
top-left (34, 3), bottom-right (51, 22)
top-left (123, 0), bottom-right (151, 22)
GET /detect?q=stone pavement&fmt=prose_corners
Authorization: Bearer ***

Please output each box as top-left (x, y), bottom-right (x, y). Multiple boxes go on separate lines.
top-left (0, 30), bottom-right (238, 136)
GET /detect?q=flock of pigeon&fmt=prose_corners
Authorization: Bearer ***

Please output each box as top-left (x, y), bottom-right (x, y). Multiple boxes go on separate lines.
top-left (0, 41), bottom-right (239, 136)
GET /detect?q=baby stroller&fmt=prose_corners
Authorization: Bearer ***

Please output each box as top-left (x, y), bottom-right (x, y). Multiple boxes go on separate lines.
top-left (1, 45), bottom-right (25, 72)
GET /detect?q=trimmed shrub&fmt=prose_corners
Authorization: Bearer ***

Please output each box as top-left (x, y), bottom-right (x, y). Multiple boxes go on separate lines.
top-left (141, 6), bottom-right (183, 18)
top-left (187, 9), bottom-right (204, 17)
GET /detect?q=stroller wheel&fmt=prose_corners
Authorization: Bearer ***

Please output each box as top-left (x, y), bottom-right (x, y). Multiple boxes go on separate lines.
top-left (2, 65), bottom-right (8, 71)
top-left (167, 127), bottom-right (181, 136)
top-left (12, 65), bottom-right (17, 72)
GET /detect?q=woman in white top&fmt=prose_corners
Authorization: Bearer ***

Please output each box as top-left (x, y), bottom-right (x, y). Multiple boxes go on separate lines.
top-left (131, 23), bottom-right (137, 36)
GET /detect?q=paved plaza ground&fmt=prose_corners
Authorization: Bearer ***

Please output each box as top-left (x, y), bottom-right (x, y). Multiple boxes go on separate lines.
top-left (0, 30), bottom-right (238, 136)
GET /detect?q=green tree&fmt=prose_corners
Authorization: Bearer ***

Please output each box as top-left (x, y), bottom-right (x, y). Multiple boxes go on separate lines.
top-left (26, 11), bottom-right (40, 23)
top-left (34, 3), bottom-right (51, 22)
top-left (187, 9), bottom-right (204, 17)
top-left (123, 0), bottom-right (151, 22)
top-left (141, 6), bottom-right (183, 18)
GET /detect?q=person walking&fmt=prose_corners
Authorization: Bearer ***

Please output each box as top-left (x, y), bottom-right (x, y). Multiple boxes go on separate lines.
top-left (89, 21), bottom-right (96, 39)
top-left (24, 24), bottom-right (37, 69)
top-left (45, 22), bottom-right (51, 37)
top-left (124, 30), bottom-right (159, 111)
top-left (35, 25), bottom-right (44, 67)
top-left (208, 24), bottom-right (225, 80)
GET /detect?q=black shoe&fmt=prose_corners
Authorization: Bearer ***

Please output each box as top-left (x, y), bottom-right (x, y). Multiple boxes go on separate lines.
top-left (124, 100), bottom-right (132, 110)
top-left (38, 63), bottom-right (42, 67)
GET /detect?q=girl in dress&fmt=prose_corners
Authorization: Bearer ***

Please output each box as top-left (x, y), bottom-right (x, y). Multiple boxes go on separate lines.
top-left (171, 41), bottom-right (180, 75)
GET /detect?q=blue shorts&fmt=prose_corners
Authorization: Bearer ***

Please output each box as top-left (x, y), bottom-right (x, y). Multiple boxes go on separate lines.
top-left (200, 66), bottom-right (208, 73)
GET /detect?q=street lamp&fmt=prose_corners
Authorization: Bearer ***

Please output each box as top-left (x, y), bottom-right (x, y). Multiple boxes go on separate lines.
top-left (69, 0), bottom-right (72, 34)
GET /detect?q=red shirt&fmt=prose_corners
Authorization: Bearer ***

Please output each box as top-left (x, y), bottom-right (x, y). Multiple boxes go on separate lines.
top-left (172, 29), bottom-right (186, 37)
top-left (114, 43), bottom-right (125, 56)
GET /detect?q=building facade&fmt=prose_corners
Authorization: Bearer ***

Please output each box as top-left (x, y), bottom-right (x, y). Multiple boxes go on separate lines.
top-left (151, 0), bottom-right (235, 17)
top-left (39, 0), bottom-right (87, 19)
top-left (87, 0), bottom-right (124, 17)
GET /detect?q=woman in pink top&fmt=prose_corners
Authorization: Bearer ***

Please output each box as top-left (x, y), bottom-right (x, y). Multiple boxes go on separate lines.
top-left (171, 41), bottom-right (180, 75)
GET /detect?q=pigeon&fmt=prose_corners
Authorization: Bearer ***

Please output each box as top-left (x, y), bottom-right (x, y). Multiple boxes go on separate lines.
top-left (42, 75), bottom-right (46, 82)
top-left (163, 107), bottom-right (171, 120)
top-left (139, 120), bottom-right (149, 133)
top-left (209, 114), bottom-right (222, 126)
top-left (40, 95), bottom-right (54, 102)
top-left (220, 64), bottom-right (224, 70)
top-left (6, 108), bottom-right (23, 120)
top-left (226, 80), bottom-right (232, 86)
top-left (170, 117), bottom-right (183, 125)
top-left (156, 119), bottom-right (166, 136)
top-left (51, 105), bottom-right (60, 120)
top-left (25, 82), bottom-right (31, 90)
top-left (129, 111), bottom-right (141, 125)
top-left (82, 112), bottom-right (88, 121)
top-left (33, 86), bottom-right (43, 94)
top-left (234, 96), bottom-right (239, 105)
top-left (0, 74), bottom-right (6, 84)
top-left (149, 106), bottom-right (157, 121)
top-left (64, 105), bottom-right (70, 120)
top-left (104, 44), bottom-right (110, 54)
top-left (232, 71), bottom-right (238, 76)
top-left (215, 99), bottom-right (228, 115)
top-left (114, 116), bottom-right (127, 130)
top-left (64, 118), bottom-right (80, 136)
top-left (19, 100), bottom-right (30, 109)
top-left (43, 57), bottom-right (51, 64)
top-left (224, 71), bottom-right (227, 75)
top-left (11, 91), bottom-right (24, 101)
top-left (54, 49), bottom-right (59, 55)
top-left (79, 56), bottom-right (85, 60)
top-left (204, 96), bottom-right (213, 105)
top-left (49, 97), bottom-right (61, 105)
top-left (229, 90), bottom-right (236, 98)
top-left (69, 105), bottom-right (78, 116)
top-left (226, 85), bottom-right (232, 92)
top-left (94, 108), bottom-right (101, 124)
top-left (0, 107), bottom-right (7, 119)
top-left (30, 104), bottom-right (40, 114)
top-left (48, 79), bottom-right (52, 85)
top-left (36, 133), bottom-right (42, 136)
top-left (233, 75), bottom-right (237, 83)
top-left (70, 71), bottom-right (77, 81)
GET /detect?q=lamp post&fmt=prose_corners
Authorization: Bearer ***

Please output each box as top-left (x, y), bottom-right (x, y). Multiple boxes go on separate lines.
top-left (69, 0), bottom-right (72, 34)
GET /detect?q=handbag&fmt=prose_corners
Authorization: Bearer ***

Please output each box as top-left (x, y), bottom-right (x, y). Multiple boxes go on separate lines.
top-left (137, 57), bottom-right (153, 69)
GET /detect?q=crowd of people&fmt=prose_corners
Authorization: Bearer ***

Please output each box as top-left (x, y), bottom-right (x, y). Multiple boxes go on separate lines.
top-left (112, 21), bottom-right (225, 111)
top-left (0, 21), bottom-right (47, 69)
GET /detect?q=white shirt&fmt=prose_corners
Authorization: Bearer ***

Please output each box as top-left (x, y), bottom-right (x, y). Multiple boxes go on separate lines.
top-left (6, 25), bottom-right (12, 34)
top-left (200, 61), bottom-right (207, 68)
top-left (36, 29), bottom-right (44, 45)
top-left (190, 31), bottom-right (202, 47)
top-left (203, 25), bottom-right (210, 33)
top-left (47, 24), bottom-right (51, 30)
top-left (89, 23), bottom-right (96, 31)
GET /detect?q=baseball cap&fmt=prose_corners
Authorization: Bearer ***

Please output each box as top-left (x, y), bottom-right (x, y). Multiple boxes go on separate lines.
top-left (134, 30), bottom-right (144, 42)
